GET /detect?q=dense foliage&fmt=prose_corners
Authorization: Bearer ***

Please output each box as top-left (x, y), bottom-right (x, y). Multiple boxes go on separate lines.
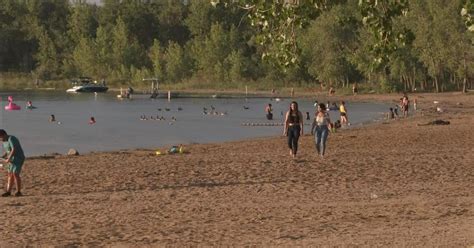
top-left (0, 0), bottom-right (472, 92)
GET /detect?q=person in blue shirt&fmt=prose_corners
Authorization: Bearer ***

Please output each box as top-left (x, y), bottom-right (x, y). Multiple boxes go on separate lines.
top-left (0, 129), bottom-right (25, 197)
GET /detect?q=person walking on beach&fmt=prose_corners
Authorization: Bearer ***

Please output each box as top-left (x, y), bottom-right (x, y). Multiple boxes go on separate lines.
top-left (283, 101), bottom-right (303, 158)
top-left (311, 103), bottom-right (331, 157)
top-left (0, 129), bottom-right (25, 197)
top-left (339, 101), bottom-right (349, 125)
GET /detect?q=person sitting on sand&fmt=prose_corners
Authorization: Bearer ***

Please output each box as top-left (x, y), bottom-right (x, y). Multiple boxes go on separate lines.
top-left (283, 101), bottom-right (304, 158)
top-left (265, 104), bottom-right (273, 120)
top-left (89, 117), bottom-right (96, 124)
top-left (0, 129), bottom-right (25, 197)
top-left (49, 114), bottom-right (56, 122)
top-left (330, 120), bottom-right (342, 133)
top-left (417, 119), bottom-right (450, 126)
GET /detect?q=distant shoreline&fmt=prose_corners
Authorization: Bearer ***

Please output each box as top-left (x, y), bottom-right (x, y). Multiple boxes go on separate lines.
top-left (8, 87), bottom-right (470, 103)
top-left (21, 91), bottom-right (472, 158)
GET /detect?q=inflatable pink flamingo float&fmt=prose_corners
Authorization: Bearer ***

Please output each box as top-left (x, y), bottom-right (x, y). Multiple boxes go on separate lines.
top-left (5, 96), bottom-right (21, 111)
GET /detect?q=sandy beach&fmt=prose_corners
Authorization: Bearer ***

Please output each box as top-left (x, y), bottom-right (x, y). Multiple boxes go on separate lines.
top-left (0, 92), bottom-right (473, 246)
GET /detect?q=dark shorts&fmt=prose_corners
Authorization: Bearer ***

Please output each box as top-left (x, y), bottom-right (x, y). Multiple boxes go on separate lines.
top-left (340, 112), bottom-right (346, 117)
top-left (7, 158), bottom-right (24, 174)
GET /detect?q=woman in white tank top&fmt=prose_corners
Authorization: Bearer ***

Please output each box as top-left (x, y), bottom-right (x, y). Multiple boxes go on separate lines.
top-left (311, 103), bottom-right (331, 157)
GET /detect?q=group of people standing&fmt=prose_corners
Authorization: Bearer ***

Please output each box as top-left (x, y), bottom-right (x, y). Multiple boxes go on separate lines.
top-left (388, 95), bottom-right (414, 119)
top-left (282, 101), bottom-right (349, 158)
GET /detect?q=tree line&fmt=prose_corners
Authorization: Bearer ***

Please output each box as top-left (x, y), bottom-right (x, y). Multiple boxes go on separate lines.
top-left (0, 0), bottom-right (472, 92)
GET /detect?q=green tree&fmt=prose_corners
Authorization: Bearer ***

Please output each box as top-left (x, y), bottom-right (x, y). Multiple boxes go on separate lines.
top-left (67, 3), bottom-right (98, 44)
top-left (111, 17), bottom-right (145, 77)
top-left (191, 23), bottom-right (230, 81)
top-left (72, 37), bottom-right (96, 76)
top-left (35, 30), bottom-right (60, 79)
top-left (408, 0), bottom-right (468, 92)
top-left (300, 4), bottom-right (358, 87)
top-left (0, 2), bottom-right (33, 72)
top-left (148, 39), bottom-right (166, 80)
top-left (164, 42), bottom-right (189, 82)
top-left (225, 50), bottom-right (247, 82)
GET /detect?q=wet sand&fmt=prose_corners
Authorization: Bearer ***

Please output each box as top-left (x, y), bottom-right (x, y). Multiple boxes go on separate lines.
top-left (0, 92), bottom-right (473, 246)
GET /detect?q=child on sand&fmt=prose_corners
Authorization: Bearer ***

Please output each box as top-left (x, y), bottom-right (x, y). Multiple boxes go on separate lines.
top-left (388, 108), bottom-right (395, 119)
top-left (0, 129), bottom-right (25, 197)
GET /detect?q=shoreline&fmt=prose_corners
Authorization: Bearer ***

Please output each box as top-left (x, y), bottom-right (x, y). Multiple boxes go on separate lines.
top-left (1, 92), bottom-right (473, 246)
top-left (22, 91), bottom-right (470, 158)
top-left (9, 86), bottom-right (473, 100)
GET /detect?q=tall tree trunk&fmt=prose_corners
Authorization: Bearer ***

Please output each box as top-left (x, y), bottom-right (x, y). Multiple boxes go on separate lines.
top-left (463, 53), bottom-right (467, 93)
top-left (402, 76), bottom-right (406, 92)
top-left (463, 77), bottom-right (467, 93)
top-left (434, 76), bottom-right (439, 93)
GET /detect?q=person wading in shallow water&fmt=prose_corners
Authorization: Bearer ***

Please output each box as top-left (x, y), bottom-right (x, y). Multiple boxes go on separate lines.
top-left (0, 129), bottom-right (25, 197)
top-left (265, 103), bottom-right (273, 120)
top-left (283, 101), bottom-right (303, 158)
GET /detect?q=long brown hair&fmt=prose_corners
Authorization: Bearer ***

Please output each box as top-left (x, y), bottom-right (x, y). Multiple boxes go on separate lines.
top-left (289, 101), bottom-right (299, 114)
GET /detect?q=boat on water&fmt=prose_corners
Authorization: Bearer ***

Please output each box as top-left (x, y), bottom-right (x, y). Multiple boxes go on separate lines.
top-left (66, 77), bottom-right (108, 93)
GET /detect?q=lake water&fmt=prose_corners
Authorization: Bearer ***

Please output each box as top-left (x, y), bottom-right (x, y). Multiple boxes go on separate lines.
top-left (0, 91), bottom-right (389, 156)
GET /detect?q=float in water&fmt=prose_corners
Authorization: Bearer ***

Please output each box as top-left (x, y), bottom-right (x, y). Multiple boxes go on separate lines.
top-left (4, 96), bottom-right (21, 111)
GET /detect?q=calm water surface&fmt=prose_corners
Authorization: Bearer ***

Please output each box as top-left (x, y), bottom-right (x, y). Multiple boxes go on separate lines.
top-left (0, 91), bottom-right (389, 156)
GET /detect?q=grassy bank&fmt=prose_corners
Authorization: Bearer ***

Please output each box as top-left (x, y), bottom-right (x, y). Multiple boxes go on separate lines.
top-left (1, 73), bottom-right (467, 98)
